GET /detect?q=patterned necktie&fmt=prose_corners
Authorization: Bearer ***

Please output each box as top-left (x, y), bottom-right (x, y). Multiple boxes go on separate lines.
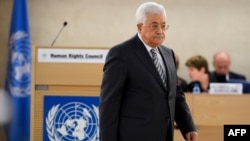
top-left (150, 48), bottom-right (167, 87)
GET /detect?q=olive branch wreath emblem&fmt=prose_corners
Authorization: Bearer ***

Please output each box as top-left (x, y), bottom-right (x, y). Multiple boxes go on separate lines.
top-left (46, 104), bottom-right (60, 141)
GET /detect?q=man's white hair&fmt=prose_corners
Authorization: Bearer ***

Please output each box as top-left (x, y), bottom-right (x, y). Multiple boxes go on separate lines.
top-left (136, 2), bottom-right (167, 24)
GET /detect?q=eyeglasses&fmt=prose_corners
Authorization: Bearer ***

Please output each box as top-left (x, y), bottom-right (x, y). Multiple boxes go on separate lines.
top-left (144, 24), bottom-right (169, 31)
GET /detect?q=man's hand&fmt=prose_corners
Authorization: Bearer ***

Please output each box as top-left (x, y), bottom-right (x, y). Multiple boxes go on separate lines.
top-left (186, 131), bottom-right (198, 141)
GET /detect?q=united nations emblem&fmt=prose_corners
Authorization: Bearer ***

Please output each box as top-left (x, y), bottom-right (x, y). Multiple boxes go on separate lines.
top-left (6, 31), bottom-right (31, 97)
top-left (46, 102), bottom-right (99, 141)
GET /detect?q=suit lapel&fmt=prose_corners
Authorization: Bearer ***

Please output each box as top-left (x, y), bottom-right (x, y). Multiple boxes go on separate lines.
top-left (158, 46), bottom-right (174, 90)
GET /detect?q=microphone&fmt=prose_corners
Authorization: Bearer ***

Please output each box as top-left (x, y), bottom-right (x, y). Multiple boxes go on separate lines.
top-left (51, 21), bottom-right (68, 46)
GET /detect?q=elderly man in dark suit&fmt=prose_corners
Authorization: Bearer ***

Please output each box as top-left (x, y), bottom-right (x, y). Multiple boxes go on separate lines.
top-left (99, 2), bottom-right (198, 141)
top-left (210, 51), bottom-right (246, 82)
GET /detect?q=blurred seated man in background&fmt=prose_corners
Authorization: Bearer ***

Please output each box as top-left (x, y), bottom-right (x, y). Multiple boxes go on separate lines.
top-left (175, 53), bottom-right (188, 92)
top-left (185, 55), bottom-right (211, 93)
top-left (210, 51), bottom-right (246, 82)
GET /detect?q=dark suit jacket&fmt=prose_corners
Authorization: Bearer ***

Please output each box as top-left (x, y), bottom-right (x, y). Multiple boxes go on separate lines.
top-left (228, 71), bottom-right (246, 80)
top-left (210, 71), bottom-right (246, 82)
top-left (99, 35), bottom-right (196, 141)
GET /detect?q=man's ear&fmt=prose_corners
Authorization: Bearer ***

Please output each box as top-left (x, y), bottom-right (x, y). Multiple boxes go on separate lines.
top-left (137, 24), bottom-right (142, 33)
top-left (212, 61), bottom-right (216, 68)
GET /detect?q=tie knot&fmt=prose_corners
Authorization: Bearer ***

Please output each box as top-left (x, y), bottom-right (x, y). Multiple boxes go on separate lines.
top-left (151, 48), bottom-right (157, 53)
top-left (150, 48), bottom-right (157, 58)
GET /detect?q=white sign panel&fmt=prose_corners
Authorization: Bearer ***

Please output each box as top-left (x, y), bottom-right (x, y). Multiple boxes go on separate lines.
top-left (209, 83), bottom-right (243, 94)
top-left (38, 48), bottom-right (109, 63)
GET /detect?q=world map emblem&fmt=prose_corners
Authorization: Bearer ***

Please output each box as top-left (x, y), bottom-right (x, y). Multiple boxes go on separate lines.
top-left (46, 102), bottom-right (99, 141)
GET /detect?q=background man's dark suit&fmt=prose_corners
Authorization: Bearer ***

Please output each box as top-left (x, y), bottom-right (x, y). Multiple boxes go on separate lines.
top-left (228, 71), bottom-right (246, 80)
top-left (210, 71), bottom-right (246, 82)
top-left (99, 35), bottom-right (196, 141)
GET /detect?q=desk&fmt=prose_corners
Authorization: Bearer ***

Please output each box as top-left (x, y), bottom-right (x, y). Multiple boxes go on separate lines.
top-left (175, 94), bottom-right (250, 140)
top-left (185, 94), bottom-right (250, 125)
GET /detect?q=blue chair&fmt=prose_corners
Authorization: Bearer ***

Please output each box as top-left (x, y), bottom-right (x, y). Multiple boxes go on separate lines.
top-left (227, 79), bottom-right (250, 94)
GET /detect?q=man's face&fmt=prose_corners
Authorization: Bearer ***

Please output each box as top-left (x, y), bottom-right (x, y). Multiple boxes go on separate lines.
top-left (213, 59), bottom-right (230, 75)
top-left (137, 13), bottom-right (166, 47)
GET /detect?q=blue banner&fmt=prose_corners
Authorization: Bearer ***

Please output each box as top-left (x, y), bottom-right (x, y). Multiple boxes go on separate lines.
top-left (5, 0), bottom-right (31, 141)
